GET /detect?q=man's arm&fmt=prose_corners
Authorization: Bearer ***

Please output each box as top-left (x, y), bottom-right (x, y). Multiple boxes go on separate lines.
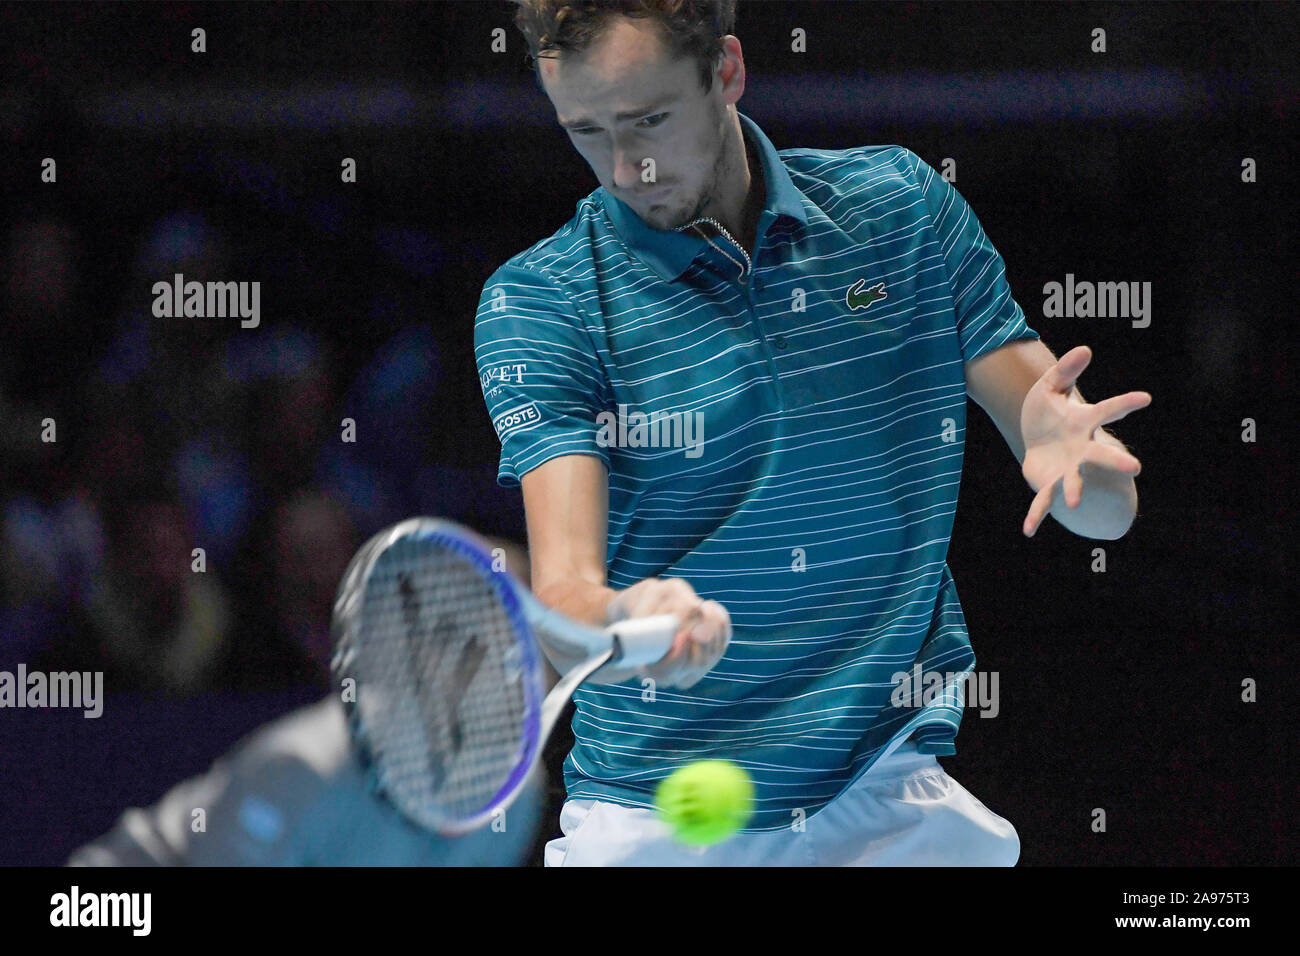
top-left (475, 264), bottom-right (728, 688)
top-left (521, 454), bottom-right (617, 635)
top-left (965, 338), bottom-right (1140, 539)
top-left (520, 454), bottom-right (730, 688)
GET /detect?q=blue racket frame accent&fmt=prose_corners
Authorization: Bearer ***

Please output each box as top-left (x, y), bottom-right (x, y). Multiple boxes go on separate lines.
top-left (417, 521), bottom-right (545, 827)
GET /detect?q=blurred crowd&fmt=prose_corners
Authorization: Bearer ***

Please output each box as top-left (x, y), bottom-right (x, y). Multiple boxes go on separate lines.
top-left (0, 208), bottom-right (525, 699)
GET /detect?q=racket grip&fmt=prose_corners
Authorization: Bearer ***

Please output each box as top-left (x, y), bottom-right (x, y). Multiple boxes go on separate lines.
top-left (606, 614), bottom-right (678, 669)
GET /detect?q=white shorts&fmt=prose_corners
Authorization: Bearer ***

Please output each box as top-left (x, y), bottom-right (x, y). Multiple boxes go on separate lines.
top-left (544, 738), bottom-right (1019, 866)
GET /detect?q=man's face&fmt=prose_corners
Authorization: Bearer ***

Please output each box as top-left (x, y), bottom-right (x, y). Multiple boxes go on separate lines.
top-left (539, 16), bottom-right (736, 231)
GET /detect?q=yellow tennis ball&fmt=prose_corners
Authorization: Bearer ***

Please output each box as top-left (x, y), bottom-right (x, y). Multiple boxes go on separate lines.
top-left (655, 760), bottom-right (754, 846)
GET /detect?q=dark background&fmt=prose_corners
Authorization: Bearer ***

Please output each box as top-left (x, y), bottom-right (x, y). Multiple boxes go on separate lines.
top-left (0, 1), bottom-right (1293, 866)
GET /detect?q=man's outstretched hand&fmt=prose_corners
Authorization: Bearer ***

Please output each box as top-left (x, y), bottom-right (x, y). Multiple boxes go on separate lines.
top-left (1020, 345), bottom-right (1151, 537)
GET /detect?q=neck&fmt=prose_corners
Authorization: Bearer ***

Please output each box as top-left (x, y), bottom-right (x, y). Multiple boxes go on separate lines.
top-left (699, 116), bottom-right (765, 255)
top-left (740, 135), bottom-right (766, 252)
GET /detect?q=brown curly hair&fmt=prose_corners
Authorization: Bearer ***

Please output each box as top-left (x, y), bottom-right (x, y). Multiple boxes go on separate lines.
top-left (510, 0), bottom-right (738, 93)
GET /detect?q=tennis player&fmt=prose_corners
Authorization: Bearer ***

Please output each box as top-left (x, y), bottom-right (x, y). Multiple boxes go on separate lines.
top-left (475, 0), bottom-right (1149, 866)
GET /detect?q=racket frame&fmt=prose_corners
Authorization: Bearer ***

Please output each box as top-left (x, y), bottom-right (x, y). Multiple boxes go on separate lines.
top-left (331, 517), bottom-right (675, 836)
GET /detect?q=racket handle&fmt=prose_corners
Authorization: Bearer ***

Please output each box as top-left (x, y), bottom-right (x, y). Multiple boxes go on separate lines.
top-left (606, 614), bottom-right (678, 669)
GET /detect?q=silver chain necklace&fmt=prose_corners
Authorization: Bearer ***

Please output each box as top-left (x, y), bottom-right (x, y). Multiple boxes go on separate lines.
top-left (674, 215), bottom-right (752, 279)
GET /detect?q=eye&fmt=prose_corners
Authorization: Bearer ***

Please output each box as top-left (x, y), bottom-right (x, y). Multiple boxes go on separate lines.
top-left (569, 112), bottom-right (668, 136)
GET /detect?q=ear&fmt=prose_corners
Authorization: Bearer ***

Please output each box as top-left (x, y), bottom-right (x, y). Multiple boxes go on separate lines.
top-left (716, 37), bottom-right (745, 104)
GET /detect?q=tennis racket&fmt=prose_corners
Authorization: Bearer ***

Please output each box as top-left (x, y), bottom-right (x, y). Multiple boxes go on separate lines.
top-left (330, 516), bottom-right (677, 836)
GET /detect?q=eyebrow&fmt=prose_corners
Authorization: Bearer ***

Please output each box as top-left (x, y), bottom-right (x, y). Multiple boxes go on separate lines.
top-left (557, 97), bottom-right (674, 129)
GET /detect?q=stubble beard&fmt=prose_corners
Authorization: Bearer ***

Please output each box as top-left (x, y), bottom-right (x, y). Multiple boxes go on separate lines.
top-left (647, 106), bottom-right (734, 232)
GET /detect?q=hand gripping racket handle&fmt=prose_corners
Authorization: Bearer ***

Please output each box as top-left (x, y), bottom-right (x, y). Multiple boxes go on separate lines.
top-left (537, 614), bottom-right (678, 743)
top-left (605, 613), bottom-right (679, 669)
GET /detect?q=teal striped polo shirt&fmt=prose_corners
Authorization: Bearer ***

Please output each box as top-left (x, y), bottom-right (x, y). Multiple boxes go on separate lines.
top-left (474, 111), bottom-right (1039, 830)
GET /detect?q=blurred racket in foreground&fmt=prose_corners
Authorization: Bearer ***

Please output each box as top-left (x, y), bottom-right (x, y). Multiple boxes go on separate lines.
top-left (330, 517), bottom-right (676, 836)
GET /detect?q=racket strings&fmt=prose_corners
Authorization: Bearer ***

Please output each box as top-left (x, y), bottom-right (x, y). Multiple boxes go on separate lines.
top-left (348, 537), bottom-right (530, 829)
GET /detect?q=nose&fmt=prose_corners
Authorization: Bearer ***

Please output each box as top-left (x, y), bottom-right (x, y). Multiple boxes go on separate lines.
top-left (610, 142), bottom-right (647, 193)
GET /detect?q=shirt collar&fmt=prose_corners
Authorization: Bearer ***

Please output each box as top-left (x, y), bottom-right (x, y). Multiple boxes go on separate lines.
top-left (600, 111), bottom-right (808, 283)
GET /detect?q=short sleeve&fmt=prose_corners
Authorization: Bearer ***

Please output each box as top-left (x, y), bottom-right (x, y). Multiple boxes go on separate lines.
top-left (901, 150), bottom-right (1040, 363)
top-left (474, 263), bottom-right (611, 487)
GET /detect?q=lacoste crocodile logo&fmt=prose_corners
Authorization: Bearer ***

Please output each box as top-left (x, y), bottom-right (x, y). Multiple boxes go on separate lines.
top-left (846, 279), bottom-right (888, 312)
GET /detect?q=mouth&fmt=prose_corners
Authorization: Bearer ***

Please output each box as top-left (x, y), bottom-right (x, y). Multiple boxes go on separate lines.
top-left (635, 187), bottom-right (671, 204)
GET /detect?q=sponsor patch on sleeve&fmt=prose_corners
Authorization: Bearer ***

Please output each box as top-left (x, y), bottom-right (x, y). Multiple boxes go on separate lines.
top-left (492, 401), bottom-right (542, 440)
